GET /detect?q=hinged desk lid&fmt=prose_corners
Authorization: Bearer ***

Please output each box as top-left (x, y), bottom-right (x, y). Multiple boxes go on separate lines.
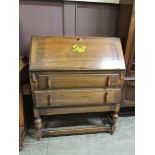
top-left (30, 36), bottom-right (125, 71)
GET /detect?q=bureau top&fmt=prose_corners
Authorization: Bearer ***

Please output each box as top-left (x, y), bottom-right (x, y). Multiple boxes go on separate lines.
top-left (30, 36), bottom-right (125, 71)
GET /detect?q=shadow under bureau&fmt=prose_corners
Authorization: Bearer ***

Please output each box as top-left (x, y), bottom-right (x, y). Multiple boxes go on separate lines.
top-left (29, 36), bottom-right (126, 140)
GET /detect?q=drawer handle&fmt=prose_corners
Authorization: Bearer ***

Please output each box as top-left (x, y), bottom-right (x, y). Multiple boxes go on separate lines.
top-left (107, 77), bottom-right (111, 87)
top-left (104, 92), bottom-right (108, 103)
top-left (48, 77), bottom-right (51, 89)
top-left (48, 95), bottom-right (53, 105)
top-left (107, 77), bottom-right (117, 87)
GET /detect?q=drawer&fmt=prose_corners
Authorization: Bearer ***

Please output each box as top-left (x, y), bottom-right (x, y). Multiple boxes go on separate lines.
top-left (34, 74), bottom-right (119, 89)
top-left (34, 88), bottom-right (121, 108)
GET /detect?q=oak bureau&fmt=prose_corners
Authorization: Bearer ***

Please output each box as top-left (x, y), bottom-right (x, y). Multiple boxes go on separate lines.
top-left (29, 36), bottom-right (126, 140)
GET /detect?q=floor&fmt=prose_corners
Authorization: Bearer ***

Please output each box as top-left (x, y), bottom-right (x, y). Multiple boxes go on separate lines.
top-left (20, 116), bottom-right (135, 155)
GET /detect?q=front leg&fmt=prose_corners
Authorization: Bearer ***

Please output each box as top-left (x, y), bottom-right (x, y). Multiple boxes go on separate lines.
top-left (34, 109), bottom-right (42, 140)
top-left (110, 112), bottom-right (118, 135)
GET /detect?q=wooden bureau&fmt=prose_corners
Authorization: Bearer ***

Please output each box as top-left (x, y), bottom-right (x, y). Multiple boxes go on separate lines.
top-left (29, 36), bottom-right (126, 140)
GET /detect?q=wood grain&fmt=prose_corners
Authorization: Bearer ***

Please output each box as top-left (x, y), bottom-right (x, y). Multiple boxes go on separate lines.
top-left (34, 88), bottom-right (121, 107)
top-left (38, 105), bottom-right (116, 116)
top-left (30, 36), bottom-right (125, 71)
top-left (37, 73), bottom-right (119, 89)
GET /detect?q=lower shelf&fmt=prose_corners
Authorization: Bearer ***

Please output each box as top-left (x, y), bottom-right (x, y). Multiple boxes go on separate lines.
top-left (38, 112), bottom-right (116, 138)
top-left (41, 113), bottom-right (112, 137)
top-left (42, 126), bottom-right (111, 137)
top-left (28, 113), bottom-right (117, 138)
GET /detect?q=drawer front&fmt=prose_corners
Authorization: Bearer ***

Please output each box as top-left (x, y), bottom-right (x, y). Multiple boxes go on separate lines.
top-left (36, 74), bottom-right (119, 89)
top-left (34, 89), bottom-right (121, 107)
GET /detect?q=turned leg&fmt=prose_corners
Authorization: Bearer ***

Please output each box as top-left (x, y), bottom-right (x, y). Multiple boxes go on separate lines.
top-left (34, 109), bottom-right (42, 140)
top-left (110, 112), bottom-right (118, 135)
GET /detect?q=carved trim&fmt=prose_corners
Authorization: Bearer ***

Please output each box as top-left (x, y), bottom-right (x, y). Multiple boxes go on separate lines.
top-left (104, 92), bottom-right (108, 103)
top-left (48, 77), bottom-right (51, 89)
top-left (48, 95), bottom-right (53, 106)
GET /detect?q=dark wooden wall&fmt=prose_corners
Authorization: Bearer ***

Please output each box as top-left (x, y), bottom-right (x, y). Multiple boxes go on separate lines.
top-left (19, 1), bottom-right (119, 56)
